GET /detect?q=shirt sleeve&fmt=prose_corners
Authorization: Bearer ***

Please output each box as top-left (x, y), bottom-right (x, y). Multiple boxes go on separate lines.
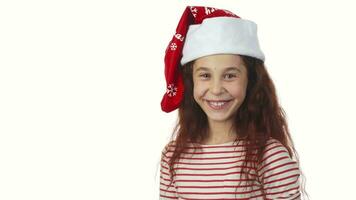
top-left (257, 139), bottom-right (301, 200)
top-left (159, 144), bottom-right (178, 199)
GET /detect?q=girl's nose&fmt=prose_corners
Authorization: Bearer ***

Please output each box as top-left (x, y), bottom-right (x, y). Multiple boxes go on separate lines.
top-left (210, 80), bottom-right (224, 95)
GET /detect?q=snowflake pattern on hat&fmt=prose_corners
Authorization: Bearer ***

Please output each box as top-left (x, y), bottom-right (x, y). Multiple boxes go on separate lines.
top-left (166, 83), bottom-right (178, 97)
top-left (170, 43), bottom-right (177, 51)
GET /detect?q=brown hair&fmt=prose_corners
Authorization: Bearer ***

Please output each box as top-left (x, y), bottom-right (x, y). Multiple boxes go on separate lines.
top-left (164, 55), bottom-right (309, 199)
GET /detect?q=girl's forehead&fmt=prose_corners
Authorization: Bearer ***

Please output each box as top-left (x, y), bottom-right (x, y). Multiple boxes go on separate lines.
top-left (193, 63), bottom-right (247, 73)
top-left (193, 55), bottom-right (246, 72)
top-left (194, 66), bottom-right (244, 73)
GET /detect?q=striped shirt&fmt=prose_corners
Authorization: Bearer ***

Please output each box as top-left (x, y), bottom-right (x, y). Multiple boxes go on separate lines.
top-left (159, 138), bottom-right (301, 200)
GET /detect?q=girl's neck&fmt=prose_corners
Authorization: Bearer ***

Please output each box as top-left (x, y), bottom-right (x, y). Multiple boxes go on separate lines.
top-left (201, 119), bottom-right (237, 145)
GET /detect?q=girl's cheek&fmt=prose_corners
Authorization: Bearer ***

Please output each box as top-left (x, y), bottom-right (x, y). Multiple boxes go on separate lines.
top-left (226, 83), bottom-right (247, 96)
top-left (193, 83), bottom-right (208, 96)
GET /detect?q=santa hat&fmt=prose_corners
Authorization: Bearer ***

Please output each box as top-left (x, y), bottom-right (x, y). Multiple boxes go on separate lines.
top-left (161, 6), bottom-right (265, 113)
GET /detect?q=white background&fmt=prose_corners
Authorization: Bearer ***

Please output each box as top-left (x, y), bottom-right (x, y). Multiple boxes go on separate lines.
top-left (1, 0), bottom-right (355, 199)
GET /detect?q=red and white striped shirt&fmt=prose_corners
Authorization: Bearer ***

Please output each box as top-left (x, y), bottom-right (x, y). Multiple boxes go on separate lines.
top-left (159, 138), bottom-right (301, 200)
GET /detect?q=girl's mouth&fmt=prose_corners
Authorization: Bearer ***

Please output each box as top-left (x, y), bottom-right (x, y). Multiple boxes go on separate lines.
top-left (206, 100), bottom-right (232, 110)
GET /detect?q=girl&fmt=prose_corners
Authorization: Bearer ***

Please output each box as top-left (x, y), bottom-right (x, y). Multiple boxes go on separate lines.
top-left (159, 6), bottom-right (308, 200)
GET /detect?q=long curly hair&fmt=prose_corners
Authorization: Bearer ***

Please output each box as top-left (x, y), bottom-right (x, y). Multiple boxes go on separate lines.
top-left (164, 55), bottom-right (308, 199)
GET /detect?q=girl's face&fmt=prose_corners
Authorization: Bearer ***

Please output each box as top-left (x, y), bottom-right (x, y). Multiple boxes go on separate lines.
top-left (192, 54), bottom-right (248, 123)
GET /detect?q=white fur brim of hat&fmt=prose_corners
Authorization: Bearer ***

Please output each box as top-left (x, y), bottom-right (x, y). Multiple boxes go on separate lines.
top-left (180, 17), bottom-right (265, 65)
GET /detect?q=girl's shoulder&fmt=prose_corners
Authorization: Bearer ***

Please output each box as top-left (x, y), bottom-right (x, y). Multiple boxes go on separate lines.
top-left (261, 137), bottom-right (295, 161)
top-left (161, 140), bottom-right (177, 155)
top-left (265, 137), bottom-right (292, 150)
top-left (265, 137), bottom-right (283, 147)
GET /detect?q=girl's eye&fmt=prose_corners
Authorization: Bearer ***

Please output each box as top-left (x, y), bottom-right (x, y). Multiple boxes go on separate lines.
top-left (225, 74), bottom-right (236, 79)
top-left (199, 74), bottom-right (210, 78)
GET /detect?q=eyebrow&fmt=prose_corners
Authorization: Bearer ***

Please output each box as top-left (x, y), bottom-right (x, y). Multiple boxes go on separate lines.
top-left (194, 66), bottom-right (242, 73)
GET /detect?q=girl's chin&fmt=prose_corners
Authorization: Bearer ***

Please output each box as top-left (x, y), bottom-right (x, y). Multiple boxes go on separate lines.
top-left (207, 116), bottom-right (231, 122)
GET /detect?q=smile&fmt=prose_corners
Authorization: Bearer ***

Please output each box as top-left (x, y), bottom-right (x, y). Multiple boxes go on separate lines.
top-left (206, 100), bottom-right (232, 110)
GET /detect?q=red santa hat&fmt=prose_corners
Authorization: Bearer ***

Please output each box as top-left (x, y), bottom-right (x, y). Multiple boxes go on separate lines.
top-left (161, 6), bottom-right (265, 113)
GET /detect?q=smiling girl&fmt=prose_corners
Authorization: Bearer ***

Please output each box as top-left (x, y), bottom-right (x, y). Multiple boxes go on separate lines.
top-left (159, 6), bottom-right (307, 200)
top-left (192, 54), bottom-right (248, 146)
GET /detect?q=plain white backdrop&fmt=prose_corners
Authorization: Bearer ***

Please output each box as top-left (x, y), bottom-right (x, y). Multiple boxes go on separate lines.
top-left (1, 0), bottom-right (355, 199)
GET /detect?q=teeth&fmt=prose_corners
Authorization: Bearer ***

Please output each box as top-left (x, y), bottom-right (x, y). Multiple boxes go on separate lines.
top-left (209, 101), bottom-right (226, 106)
